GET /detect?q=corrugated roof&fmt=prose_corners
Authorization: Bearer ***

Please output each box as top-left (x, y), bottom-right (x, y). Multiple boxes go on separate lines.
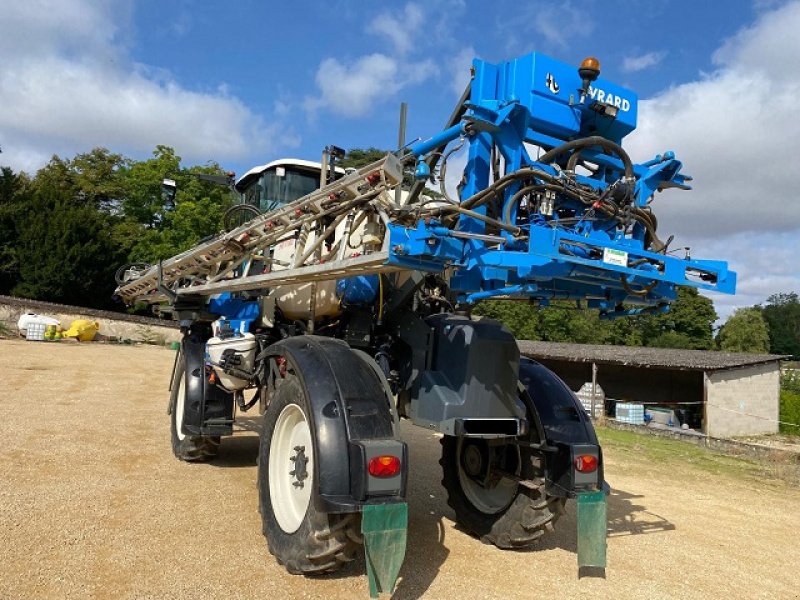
top-left (517, 340), bottom-right (787, 371)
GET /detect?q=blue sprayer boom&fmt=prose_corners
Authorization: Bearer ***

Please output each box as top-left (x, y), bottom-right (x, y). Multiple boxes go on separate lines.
top-left (116, 53), bottom-right (735, 597)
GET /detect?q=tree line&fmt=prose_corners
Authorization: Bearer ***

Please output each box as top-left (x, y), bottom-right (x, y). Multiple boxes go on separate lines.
top-left (474, 292), bottom-right (799, 356)
top-left (0, 146), bottom-right (233, 308)
top-left (1, 146), bottom-right (798, 356)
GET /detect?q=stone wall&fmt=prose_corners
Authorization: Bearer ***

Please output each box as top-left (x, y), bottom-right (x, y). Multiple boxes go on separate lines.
top-left (0, 299), bottom-right (180, 345)
top-left (705, 362), bottom-right (780, 437)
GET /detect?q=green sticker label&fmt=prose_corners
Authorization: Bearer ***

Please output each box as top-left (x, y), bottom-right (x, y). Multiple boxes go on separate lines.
top-left (603, 247), bottom-right (628, 267)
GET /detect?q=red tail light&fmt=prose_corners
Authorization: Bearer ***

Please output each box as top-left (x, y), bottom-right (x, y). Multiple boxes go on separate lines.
top-left (575, 454), bottom-right (598, 473)
top-left (368, 455), bottom-right (401, 478)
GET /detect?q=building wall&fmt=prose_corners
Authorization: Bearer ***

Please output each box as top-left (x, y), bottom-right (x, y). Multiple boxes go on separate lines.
top-left (705, 362), bottom-right (780, 437)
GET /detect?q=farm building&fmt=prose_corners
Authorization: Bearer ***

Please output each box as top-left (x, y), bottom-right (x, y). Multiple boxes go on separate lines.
top-left (518, 341), bottom-right (785, 438)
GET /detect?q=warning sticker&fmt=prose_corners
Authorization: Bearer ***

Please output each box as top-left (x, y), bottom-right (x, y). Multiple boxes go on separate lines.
top-left (603, 248), bottom-right (628, 267)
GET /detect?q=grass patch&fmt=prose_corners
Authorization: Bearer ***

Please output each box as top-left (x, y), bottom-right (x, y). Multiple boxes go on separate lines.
top-left (779, 389), bottom-right (800, 436)
top-left (596, 426), bottom-right (790, 484)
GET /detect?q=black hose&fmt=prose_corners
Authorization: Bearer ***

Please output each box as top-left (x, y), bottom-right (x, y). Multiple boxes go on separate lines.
top-left (223, 204), bottom-right (261, 232)
top-left (620, 274), bottom-right (657, 297)
top-left (537, 136), bottom-right (634, 179)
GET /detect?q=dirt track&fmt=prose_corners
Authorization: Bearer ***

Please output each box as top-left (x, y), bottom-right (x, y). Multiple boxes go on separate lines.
top-left (1, 339), bottom-right (798, 600)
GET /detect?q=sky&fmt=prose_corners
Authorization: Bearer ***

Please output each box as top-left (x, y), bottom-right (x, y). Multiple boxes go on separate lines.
top-left (1, 0), bottom-right (798, 321)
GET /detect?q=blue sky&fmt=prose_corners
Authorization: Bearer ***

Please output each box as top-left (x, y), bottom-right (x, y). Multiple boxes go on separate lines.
top-left (1, 0), bottom-right (799, 320)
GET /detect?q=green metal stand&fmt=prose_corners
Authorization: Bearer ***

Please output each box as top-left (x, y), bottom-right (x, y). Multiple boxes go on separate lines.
top-left (576, 490), bottom-right (607, 569)
top-left (361, 502), bottom-right (408, 598)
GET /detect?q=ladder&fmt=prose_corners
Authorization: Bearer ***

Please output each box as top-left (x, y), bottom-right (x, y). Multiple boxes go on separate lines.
top-left (116, 154), bottom-right (407, 304)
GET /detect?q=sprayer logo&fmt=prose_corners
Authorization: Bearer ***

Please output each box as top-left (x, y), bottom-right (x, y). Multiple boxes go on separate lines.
top-left (545, 73), bottom-right (559, 94)
top-left (587, 86), bottom-right (631, 112)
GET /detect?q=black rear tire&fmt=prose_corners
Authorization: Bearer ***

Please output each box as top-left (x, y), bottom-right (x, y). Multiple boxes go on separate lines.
top-left (258, 375), bottom-right (362, 574)
top-left (440, 436), bottom-right (565, 549)
top-left (169, 351), bottom-right (220, 461)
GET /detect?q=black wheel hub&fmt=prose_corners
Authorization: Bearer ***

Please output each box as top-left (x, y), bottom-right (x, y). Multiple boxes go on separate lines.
top-left (289, 445), bottom-right (309, 489)
top-left (462, 443), bottom-right (485, 478)
top-left (460, 439), bottom-right (520, 489)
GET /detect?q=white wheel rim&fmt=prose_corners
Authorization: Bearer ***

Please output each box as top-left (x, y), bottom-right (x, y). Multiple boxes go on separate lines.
top-left (457, 440), bottom-right (518, 515)
top-left (269, 403), bottom-right (313, 533)
top-left (175, 370), bottom-right (186, 441)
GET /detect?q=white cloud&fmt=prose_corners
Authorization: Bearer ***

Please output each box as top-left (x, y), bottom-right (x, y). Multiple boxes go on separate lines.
top-left (369, 3), bottom-right (424, 56)
top-left (626, 1), bottom-right (800, 241)
top-left (698, 230), bottom-right (800, 320)
top-left (304, 54), bottom-right (436, 118)
top-left (535, 4), bottom-right (593, 48)
top-left (0, 0), bottom-right (281, 174)
top-left (448, 46), bottom-right (476, 96)
top-left (498, 1), bottom-right (593, 57)
top-left (623, 51), bottom-right (667, 73)
top-left (624, 1), bottom-right (800, 316)
top-left (306, 2), bottom-right (438, 119)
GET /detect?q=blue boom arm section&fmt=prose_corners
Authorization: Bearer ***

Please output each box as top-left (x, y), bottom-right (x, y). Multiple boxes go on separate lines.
top-left (387, 52), bottom-right (735, 315)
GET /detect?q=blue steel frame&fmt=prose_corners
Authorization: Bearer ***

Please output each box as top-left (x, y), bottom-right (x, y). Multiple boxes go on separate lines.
top-left (386, 52), bottom-right (735, 315)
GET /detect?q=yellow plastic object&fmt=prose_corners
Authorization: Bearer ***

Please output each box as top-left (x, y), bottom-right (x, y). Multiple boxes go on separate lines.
top-left (62, 319), bottom-right (100, 342)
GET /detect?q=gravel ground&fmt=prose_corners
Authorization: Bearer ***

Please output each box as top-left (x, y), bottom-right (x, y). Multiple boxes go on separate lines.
top-left (1, 339), bottom-right (798, 600)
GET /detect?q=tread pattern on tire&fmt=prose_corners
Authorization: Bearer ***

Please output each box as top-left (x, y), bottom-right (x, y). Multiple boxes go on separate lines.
top-left (172, 434), bottom-right (220, 462)
top-left (169, 353), bottom-right (220, 462)
top-left (258, 376), bottom-right (361, 575)
top-left (439, 436), bottom-right (566, 549)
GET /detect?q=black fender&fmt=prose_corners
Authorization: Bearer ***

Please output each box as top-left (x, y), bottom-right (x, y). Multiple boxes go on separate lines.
top-left (518, 357), bottom-right (605, 497)
top-left (174, 328), bottom-right (234, 437)
top-left (263, 336), bottom-right (407, 512)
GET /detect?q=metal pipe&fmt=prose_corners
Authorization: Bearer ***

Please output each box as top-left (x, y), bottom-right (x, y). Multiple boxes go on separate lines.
top-left (408, 123), bottom-right (465, 159)
top-left (337, 211), bottom-right (356, 261)
top-left (296, 212), bottom-right (348, 266)
top-left (320, 148), bottom-right (329, 188)
top-left (591, 362), bottom-right (598, 421)
top-left (395, 102), bottom-right (407, 207)
top-left (292, 222), bottom-right (311, 268)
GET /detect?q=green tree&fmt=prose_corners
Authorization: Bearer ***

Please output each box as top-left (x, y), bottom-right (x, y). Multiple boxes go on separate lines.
top-left (473, 300), bottom-right (540, 340)
top-left (473, 300), bottom-right (611, 343)
top-left (642, 288), bottom-right (717, 349)
top-left (760, 293), bottom-right (800, 357)
top-left (717, 308), bottom-right (770, 353)
top-left (12, 183), bottom-right (121, 307)
top-left (605, 315), bottom-right (645, 346)
top-left (126, 159), bottom-right (234, 263)
top-left (34, 148), bottom-right (128, 211)
top-left (339, 148), bottom-right (386, 170)
top-left (130, 193), bottom-right (230, 263)
top-left (340, 147), bottom-right (437, 193)
top-left (0, 166), bottom-right (31, 293)
top-left (0, 145), bottom-right (235, 308)
top-left (118, 145), bottom-right (181, 226)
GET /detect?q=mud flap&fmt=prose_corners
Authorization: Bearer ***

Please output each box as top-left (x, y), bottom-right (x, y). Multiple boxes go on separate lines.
top-left (361, 503), bottom-right (408, 598)
top-left (577, 490), bottom-right (607, 569)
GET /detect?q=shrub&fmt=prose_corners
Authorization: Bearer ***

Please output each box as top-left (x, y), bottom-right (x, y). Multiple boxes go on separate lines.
top-left (779, 389), bottom-right (800, 436)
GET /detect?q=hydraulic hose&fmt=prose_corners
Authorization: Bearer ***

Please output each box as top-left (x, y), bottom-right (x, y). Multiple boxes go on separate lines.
top-left (537, 136), bottom-right (634, 179)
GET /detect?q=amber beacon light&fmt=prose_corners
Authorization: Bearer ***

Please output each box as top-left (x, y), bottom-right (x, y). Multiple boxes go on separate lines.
top-left (578, 56), bottom-right (601, 93)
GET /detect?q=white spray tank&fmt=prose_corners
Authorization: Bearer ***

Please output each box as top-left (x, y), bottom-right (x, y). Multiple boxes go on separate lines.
top-left (206, 319), bottom-right (256, 391)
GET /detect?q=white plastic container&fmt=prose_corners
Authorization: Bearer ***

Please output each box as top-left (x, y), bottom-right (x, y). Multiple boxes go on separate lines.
top-left (615, 402), bottom-right (645, 425)
top-left (575, 382), bottom-right (605, 418)
top-left (26, 322), bottom-right (47, 341)
top-left (17, 313), bottom-right (60, 337)
top-left (206, 332), bottom-right (256, 391)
